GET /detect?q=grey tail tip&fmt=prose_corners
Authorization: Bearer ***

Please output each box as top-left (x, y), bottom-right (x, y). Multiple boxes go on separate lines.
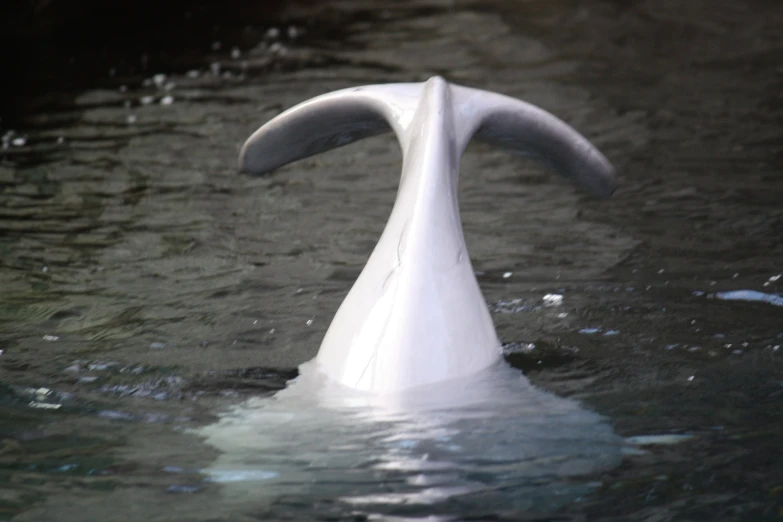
top-left (599, 170), bottom-right (618, 199)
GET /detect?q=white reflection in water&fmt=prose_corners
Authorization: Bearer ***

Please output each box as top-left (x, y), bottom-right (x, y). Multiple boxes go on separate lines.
top-left (712, 290), bottom-right (783, 307)
top-left (194, 361), bottom-right (624, 516)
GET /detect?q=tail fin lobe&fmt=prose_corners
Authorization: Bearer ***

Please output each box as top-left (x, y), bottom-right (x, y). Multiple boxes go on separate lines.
top-left (452, 86), bottom-right (616, 198)
top-left (239, 92), bottom-right (394, 175)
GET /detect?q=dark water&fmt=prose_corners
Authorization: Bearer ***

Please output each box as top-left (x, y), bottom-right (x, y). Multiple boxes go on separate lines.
top-left (1, 0), bottom-right (782, 520)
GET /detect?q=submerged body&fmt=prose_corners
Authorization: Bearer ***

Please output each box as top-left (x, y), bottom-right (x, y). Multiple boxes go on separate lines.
top-left (196, 359), bottom-right (625, 511)
top-left (240, 76), bottom-right (615, 393)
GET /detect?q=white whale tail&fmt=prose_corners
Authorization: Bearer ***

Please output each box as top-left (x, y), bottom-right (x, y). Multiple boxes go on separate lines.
top-left (239, 76), bottom-right (616, 394)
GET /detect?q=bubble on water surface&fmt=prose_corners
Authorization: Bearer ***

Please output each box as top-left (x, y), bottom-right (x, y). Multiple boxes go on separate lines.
top-left (578, 328), bottom-right (601, 335)
top-left (87, 362), bottom-right (118, 371)
top-left (28, 401), bottom-right (61, 410)
top-left (626, 434), bottom-right (695, 446)
top-left (268, 42), bottom-right (286, 55)
top-left (542, 293), bottom-right (563, 307)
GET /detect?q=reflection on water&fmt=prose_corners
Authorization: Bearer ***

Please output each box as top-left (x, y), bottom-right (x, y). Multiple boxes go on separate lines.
top-left (711, 289), bottom-right (783, 308)
top-left (196, 362), bottom-right (623, 517)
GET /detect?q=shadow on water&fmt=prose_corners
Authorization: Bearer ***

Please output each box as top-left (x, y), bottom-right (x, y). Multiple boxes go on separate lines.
top-left (1, 0), bottom-right (782, 520)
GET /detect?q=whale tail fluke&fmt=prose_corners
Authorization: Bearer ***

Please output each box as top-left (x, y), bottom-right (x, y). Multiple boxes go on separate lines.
top-left (239, 77), bottom-right (617, 393)
top-left (239, 76), bottom-right (616, 198)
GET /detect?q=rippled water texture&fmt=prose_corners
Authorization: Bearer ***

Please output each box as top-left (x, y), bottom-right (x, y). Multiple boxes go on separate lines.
top-left (196, 362), bottom-right (623, 518)
top-left (1, 0), bottom-right (782, 520)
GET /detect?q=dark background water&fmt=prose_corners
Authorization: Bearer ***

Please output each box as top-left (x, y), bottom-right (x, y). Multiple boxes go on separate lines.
top-left (1, 0), bottom-right (782, 520)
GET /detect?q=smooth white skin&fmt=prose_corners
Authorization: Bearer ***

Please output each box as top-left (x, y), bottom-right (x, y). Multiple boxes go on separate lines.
top-left (239, 76), bottom-right (616, 394)
top-left (316, 81), bottom-right (499, 392)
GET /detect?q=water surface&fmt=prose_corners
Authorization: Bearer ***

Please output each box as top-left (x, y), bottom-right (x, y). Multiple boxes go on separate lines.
top-left (1, 0), bottom-right (782, 520)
